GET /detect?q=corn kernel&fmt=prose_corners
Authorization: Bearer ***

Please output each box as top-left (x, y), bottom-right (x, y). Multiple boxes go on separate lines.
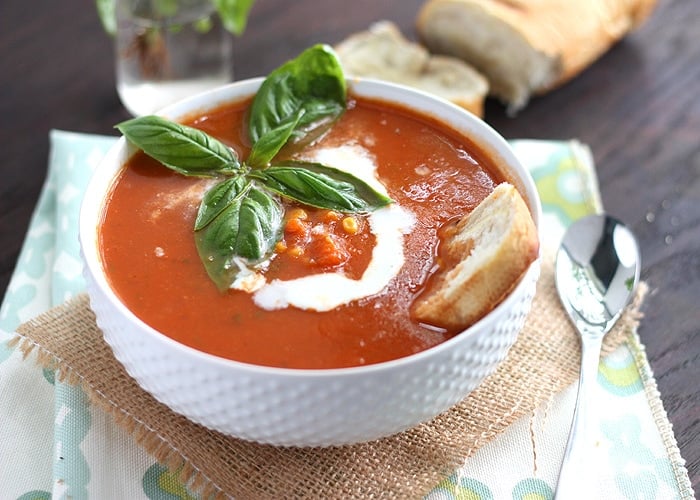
top-left (274, 241), bottom-right (287, 253)
top-left (342, 216), bottom-right (358, 235)
top-left (285, 217), bottom-right (307, 235)
top-left (288, 208), bottom-right (308, 220)
top-left (288, 246), bottom-right (304, 258)
top-left (323, 210), bottom-right (342, 222)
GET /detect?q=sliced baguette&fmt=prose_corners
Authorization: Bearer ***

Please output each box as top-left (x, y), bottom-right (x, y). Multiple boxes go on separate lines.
top-left (411, 183), bottom-right (539, 330)
top-left (416, 0), bottom-right (657, 112)
top-left (334, 21), bottom-right (489, 117)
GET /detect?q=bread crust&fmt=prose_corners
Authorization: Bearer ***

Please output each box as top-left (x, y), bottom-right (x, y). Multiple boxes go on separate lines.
top-left (411, 183), bottom-right (539, 330)
top-left (416, 0), bottom-right (657, 111)
top-left (335, 21), bottom-right (489, 117)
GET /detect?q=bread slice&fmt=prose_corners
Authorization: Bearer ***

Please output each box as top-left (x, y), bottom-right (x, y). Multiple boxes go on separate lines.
top-left (416, 0), bottom-right (657, 112)
top-left (411, 183), bottom-right (539, 330)
top-left (334, 21), bottom-right (489, 117)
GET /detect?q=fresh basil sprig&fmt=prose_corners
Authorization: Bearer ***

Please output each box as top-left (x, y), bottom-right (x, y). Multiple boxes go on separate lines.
top-left (117, 44), bottom-right (392, 290)
top-left (95, 0), bottom-right (255, 37)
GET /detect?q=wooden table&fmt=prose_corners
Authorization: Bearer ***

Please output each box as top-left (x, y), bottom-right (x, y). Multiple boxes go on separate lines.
top-left (2, 0), bottom-right (697, 492)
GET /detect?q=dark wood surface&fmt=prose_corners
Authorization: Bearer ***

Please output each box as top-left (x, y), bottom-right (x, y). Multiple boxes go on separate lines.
top-left (1, 0), bottom-right (697, 492)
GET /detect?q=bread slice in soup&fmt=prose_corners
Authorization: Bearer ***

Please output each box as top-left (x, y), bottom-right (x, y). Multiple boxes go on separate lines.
top-left (411, 183), bottom-right (539, 330)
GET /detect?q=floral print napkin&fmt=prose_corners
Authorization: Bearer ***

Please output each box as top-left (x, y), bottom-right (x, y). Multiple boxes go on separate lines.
top-left (0, 131), bottom-right (692, 499)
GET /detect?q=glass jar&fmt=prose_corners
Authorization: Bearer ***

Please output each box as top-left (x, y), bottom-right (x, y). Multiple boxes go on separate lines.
top-left (114, 0), bottom-right (233, 116)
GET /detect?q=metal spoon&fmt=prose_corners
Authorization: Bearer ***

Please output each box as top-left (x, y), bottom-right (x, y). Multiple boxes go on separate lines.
top-left (553, 214), bottom-right (641, 499)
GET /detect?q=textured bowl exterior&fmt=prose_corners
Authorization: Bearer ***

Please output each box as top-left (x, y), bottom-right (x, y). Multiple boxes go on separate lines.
top-left (80, 78), bottom-right (542, 447)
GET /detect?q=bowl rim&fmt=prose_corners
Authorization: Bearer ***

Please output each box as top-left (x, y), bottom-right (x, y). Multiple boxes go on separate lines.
top-left (80, 76), bottom-right (542, 377)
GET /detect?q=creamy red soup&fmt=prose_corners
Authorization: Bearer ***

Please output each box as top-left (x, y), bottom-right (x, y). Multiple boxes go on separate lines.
top-left (99, 95), bottom-right (504, 369)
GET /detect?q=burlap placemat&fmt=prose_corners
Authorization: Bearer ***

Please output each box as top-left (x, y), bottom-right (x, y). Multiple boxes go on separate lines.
top-left (11, 251), bottom-right (646, 499)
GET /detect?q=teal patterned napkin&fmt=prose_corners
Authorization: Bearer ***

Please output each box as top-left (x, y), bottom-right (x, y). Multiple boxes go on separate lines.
top-left (0, 131), bottom-right (693, 499)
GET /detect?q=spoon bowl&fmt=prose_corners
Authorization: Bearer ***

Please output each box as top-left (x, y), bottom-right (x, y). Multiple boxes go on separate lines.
top-left (553, 213), bottom-right (640, 498)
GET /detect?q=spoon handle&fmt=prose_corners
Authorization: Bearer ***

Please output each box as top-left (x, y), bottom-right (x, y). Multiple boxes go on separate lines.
top-left (554, 328), bottom-right (604, 499)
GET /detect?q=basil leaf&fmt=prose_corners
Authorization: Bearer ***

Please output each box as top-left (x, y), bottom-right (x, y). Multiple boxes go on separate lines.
top-left (251, 161), bottom-right (393, 212)
top-left (247, 109), bottom-right (305, 168)
top-left (234, 183), bottom-right (284, 260)
top-left (212, 0), bottom-right (255, 36)
top-left (116, 115), bottom-right (240, 177)
top-left (194, 175), bottom-right (248, 231)
top-left (95, 0), bottom-right (116, 35)
top-left (248, 45), bottom-right (346, 151)
top-left (195, 181), bottom-right (283, 290)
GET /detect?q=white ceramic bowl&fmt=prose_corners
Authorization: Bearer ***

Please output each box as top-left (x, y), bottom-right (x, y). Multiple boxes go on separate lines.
top-left (80, 78), bottom-right (541, 447)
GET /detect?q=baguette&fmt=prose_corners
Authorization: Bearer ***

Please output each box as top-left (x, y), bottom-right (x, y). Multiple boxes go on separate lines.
top-left (411, 183), bottom-right (539, 330)
top-left (335, 21), bottom-right (489, 117)
top-left (416, 0), bottom-right (657, 112)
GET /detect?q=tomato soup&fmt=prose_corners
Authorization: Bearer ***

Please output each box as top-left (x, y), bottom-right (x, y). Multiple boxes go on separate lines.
top-left (99, 95), bottom-right (504, 369)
